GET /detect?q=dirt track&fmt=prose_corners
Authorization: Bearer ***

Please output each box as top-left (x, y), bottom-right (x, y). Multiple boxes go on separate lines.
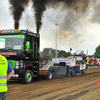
top-left (7, 67), bottom-right (100, 100)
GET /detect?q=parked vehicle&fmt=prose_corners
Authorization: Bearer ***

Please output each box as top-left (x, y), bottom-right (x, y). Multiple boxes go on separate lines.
top-left (88, 58), bottom-right (99, 66)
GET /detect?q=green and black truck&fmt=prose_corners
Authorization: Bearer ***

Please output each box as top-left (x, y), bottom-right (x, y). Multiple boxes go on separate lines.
top-left (0, 29), bottom-right (53, 84)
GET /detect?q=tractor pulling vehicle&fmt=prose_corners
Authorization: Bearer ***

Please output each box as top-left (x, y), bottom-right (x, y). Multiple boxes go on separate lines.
top-left (0, 29), bottom-right (87, 84)
top-left (51, 56), bottom-right (86, 77)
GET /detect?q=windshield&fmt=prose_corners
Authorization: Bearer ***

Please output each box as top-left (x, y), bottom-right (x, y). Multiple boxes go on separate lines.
top-left (76, 56), bottom-right (82, 61)
top-left (76, 50), bottom-right (84, 55)
top-left (0, 35), bottom-right (24, 50)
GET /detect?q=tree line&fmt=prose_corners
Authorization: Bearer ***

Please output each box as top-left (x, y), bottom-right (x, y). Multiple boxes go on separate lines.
top-left (40, 48), bottom-right (72, 61)
top-left (87, 45), bottom-right (100, 58)
top-left (40, 45), bottom-right (100, 61)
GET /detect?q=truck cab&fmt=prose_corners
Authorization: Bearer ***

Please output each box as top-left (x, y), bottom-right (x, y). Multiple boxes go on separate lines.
top-left (75, 50), bottom-right (87, 70)
top-left (0, 29), bottom-right (40, 83)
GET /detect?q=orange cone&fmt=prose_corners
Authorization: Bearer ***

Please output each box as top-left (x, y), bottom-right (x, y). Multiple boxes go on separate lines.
top-left (97, 79), bottom-right (100, 87)
top-left (88, 66), bottom-right (90, 68)
top-left (96, 66), bottom-right (97, 68)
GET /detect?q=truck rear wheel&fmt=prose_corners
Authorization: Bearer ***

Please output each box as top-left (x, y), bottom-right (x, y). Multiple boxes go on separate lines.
top-left (22, 70), bottom-right (33, 84)
top-left (71, 70), bottom-right (75, 76)
top-left (82, 70), bottom-right (85, 74)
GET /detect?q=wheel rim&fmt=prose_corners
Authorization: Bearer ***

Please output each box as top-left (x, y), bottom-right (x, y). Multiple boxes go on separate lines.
top-left (27, 73), bottom-right (32, 81)
top-left (49, 72), bottom-right (52, 79)
top-left (73, 72), bottom-right (75, 76)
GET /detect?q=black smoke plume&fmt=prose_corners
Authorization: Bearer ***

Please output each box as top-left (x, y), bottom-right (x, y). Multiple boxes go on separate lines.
top-left (9, 0), bottom-right (89, 32)
top-left (47, 0), bottom-right (89, 13)
top-left (9, 0), bottom-right (29, 29)
top-left (32, 0), bottom-right (47, 33)
top-left (32, 0), bottom-right (89, 33)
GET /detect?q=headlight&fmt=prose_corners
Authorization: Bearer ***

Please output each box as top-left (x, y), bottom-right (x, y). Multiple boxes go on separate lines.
top-left (16, 61), bottom-right (19, 65)
top-left (5, 30), bottom-right (7, 33)
top-left (16, 66), bottom-right (19, 69)
top-left (20, 63), bottom-right (23, 66)
top-left (20, 66), bottom-right (23, 68)
top-left (12, 29), bottom-right (15, 32)
top-left (20, 60), bottom-right (23, 67)
top-left (2, 30), bottom-right (4, 33)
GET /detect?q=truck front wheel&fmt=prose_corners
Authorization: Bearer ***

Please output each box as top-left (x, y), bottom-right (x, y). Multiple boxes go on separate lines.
top-left (47, 70), bottom-right (53, 80)
top-left (22, 70), bottom-right (33, 84)
top-left (44, 70), bottom-right (53, 80)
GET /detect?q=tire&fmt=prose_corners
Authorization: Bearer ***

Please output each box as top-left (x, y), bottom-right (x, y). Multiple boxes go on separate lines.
top-left (22, 70), bottom-right (33, 84)
top-left (71, 70), bottom-right (75, 76)
top-left (45, 69), bottom-right (53, 80)
top-left (82, 70), bottom-right (85, 74)
top-left (80, 70), bottom-right (82, 75)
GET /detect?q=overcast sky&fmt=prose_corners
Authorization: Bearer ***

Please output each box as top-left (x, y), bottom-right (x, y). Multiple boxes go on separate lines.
top-left (0, 0), bottom-right (100, 55)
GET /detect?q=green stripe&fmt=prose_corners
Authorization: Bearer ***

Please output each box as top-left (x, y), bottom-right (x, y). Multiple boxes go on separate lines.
top-left (33, 42), bottom-right (34, 58)
top-left (7, 50), bottom-right (13, 52)
top-left (0, 35), bottom-right (25, 39)
top-left (20, 35), bottom-right (25, 38)
top-left (36, 42), bottom-right (37, 58)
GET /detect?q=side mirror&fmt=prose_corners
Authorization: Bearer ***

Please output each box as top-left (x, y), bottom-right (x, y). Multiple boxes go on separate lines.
top-left (26, 41), bottom-right (30, 49)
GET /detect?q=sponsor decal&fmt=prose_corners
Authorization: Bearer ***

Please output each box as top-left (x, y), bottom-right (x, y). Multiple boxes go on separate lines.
top-left (0, 52), bottom-right (17, 55)
top-left (54, 59), bottom-right (70, 64)
top-left (27, 64), bottom-right (33, 66)
top-left (43, 56), bottom-right (49, 59)
top-left (40, 70), bottom-right (48, 75)
top-left (0, 35), bottom-right (20, 38)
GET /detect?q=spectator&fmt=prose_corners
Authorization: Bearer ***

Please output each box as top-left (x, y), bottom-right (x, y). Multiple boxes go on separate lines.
top-left (0, 55), bottom-right (14, 100)
top-left (91, 62), bottom-right (93, 67)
